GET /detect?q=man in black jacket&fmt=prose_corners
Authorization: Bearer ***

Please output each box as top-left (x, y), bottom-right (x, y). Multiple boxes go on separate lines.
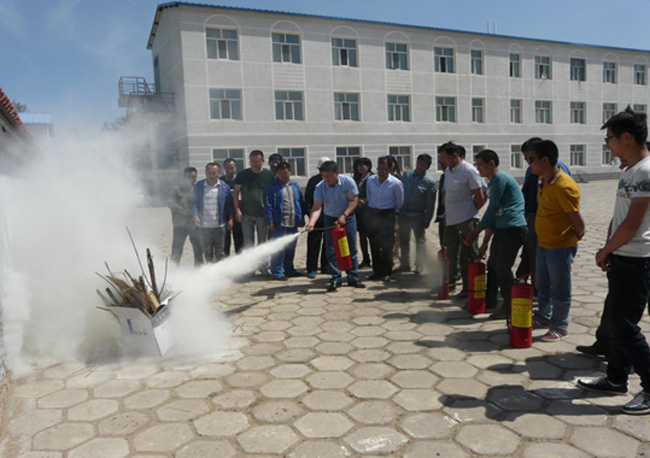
top-left (304, 157), bottom-right (331, 278)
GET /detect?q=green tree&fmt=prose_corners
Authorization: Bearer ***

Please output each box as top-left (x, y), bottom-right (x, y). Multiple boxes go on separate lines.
top-left (102, 116), bottom-right (128, 132)
top-left (11, 100), bottom-right (27, 112)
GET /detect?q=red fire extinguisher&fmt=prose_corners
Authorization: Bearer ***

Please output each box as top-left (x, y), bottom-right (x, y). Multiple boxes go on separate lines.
top-left (332, 224), bottom-right (353, 271)
top-left (510, 278), bottom-right (533, 348)
top-left (467, 261), bottom-right (486, 314)
top-left (437, 247), bottom-right (449, 300)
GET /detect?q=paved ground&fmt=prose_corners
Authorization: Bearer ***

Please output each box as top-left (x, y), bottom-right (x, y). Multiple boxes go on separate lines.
top-left (4, 179), bottom-right (650, 457)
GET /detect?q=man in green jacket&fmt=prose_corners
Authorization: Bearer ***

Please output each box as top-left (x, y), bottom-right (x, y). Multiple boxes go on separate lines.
top-left (169, 167), bottom-right (203, 266)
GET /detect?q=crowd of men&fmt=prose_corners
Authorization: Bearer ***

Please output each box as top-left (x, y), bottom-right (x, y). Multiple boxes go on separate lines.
top-left (168, 107), bottom-right (650, 415)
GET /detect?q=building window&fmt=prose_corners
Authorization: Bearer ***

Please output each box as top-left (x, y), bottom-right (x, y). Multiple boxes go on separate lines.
top-left (434, 47), bottom-right (455, 73)
top-left (471, 50), bottom-right (483, 75)
top-left (535, 100), bottom-right (552, 124)
top-left (472, 145), bottom-right (486, 157)
top-left (603, 102), bottom-right (617, 123)
top-left (509, 53), bottom-right (521, 78)
top-left (570, 58), bottom-right (586, 81)
top-left (272, 33), bottom-right (301, 64)
top-left (511, 145), bottom-right (523, 169)
top-left (206, 28), bottom-right (239, 60)
top-left (388, 146), bottom-right (412, 171)
top-left (209, 89), bottom-right (242, 120)
top-left (436, 96), bottom-right (456, 122)
top-left (386, 42), bottom-right (408, 70)
top-left (334, 93), bottom-right (360, 121)
top-left (471, 98), bottom-right (484, 123)
top-left (603, 61), bottom-right (617, 83)
top-left (277, 147), bottom-right (306, 176)
top-left (213, 148), bottom-right (245, 171)
top-left (570, 101), bottom-right (586, 124)
top-left (535, 56), bottom-right (551, 79)
top-left (635, 64), bottom-right (647, 85)
top-left (510, 99), bottom-right (522, 123)
top-left (332, 38), bottom-right (358, 67)
top-left (387, 95), bottom-right (410, 122)
top-left (336, 147), bottom-right (361, 174)
top-left (602, 145), bottom-right (613, 165)
top-left (633, 104), bottom-right (647, 113)
top-left (570, 144), bottom-right (586, 167)
top-left (275, 91), bottom-right (304, 120)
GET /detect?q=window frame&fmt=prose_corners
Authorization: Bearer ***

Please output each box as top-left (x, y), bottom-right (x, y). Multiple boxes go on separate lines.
top-left (276, 147), bottom-right (307, 176)
top-left (274, 91), bottom-right (305, 121)
top-left (603, 61), bottom-right (617, 84)
top-left (434, 47), bottom-right (455, 73)
top-left (510, 99), bottom-right (522, 124)
top-left (633, 104), bottom-right (647, 114)
top-left (570, 58), bottom-right (586, 82)
top-left (635, 64), bottom-right (647, 86)
top-left (470, 49), bottom-right (483, 75)
top-left (534, 55), bottom-right (552, 79)
top-left (510, 144), bottom-right (524, 169)
top-left (213, 148), bottom-right (245, 172)
top-left (509, 53), bottom-right (521, 78)
top-left (335, 146), bottom-right (361, 174)
top-left (471, 98), bottom-right (485, 123)
top-left (334, 92), bottom-right (360, 121)
top-left (332, 37), bottom-right (358, 67)
top-left (570, 101), bottom-right (586, 125)
top-left (385, 42), bottom-right (409, 70)
top-left (535, 100), bottom-right (552, 124)
top-left (388, 145), bottom-right (413, 171)
top-left (602, 145), bottom-right (613, 166)
top-left (206, 28), bottom-right (239, 60)
top-left (209, 88), bottom-right (243, 120)
top-left (387, 94), bottom-right (411, 122)
top-left (603, 102), bottom-right (617, 123)
top-left (570, 144), bottom-right (586, 167)
top-left (435, 96), bottom-right (457, 123)
top-left (272, 32), bottom-right (301, 64)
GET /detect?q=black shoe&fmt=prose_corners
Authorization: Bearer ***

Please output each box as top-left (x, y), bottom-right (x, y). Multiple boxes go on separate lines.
top-left (359, 260), bottom-right (371, 269)
top-left (413, 266), bottom-right (423, 276)
top-left (327, 282), bottom-right (342, 292)
top-left (577, 376), bottom-right (628, 395)
top-left (348, 280), bottom-right (366, 288)
top-left (368, 274), bottom-right (382, 281)
top-left (272, 276), bottom-right (287, 281)
top-left (488, 308), bottom-right (508, 320)
top-left (286, 271), bottom-right (303, 278)
top-left (380, 276), bottom-right (391, 283)
top-left (576, 344), bottom-right (606, 357)
top-left (623, 391), bottom-right (650, 415)
top-left (395, 265), bottom-right (411, 273)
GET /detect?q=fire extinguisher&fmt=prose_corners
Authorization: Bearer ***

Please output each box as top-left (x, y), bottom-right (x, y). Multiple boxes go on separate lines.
top-left (437, 247), bottom-right (450, 300)
top-left (467, 261), bottom-right (486, 314)
top-left (332, 224), bottom-right (353, 271)
top-left (510, 278), bottom-right (533, 348)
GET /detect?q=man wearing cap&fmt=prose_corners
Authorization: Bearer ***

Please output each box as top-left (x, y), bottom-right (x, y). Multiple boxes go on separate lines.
top-left (304, 157), bottom-right (331, 278)
top-left (305, 161), bottom-right (366, 292)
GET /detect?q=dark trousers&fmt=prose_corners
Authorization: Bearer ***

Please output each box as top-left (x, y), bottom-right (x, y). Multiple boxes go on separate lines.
top-left (486, 226), bottom-right (527, 310)
top-left (444, 219), bottom-right (478, 290)
top-left (593, 293), bottom-right (650, 351)
top-left (606, 255), bottom-right (650, 391)
top-left (224, 221), bottom-right (243, 256)
top-left (171, 223), bottom-right (203, 266)
top-left (398, 213), bottom-right (426, 270)
top-left (199, 226), bottom-right (226, 263)
top-left (357, 206), bottom-right (371, 265)
top-left (307, 216), bottom-right (327, 274)
top-left (516, 213), bottom-right (537, 280)
top-left (323, 214), bottom-right (359, 283)
top-left (367, 210), bottom-right (396, 277)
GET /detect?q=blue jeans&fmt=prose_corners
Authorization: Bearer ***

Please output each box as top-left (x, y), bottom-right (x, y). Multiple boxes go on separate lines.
top-left (324, 214), bottom-right (359, 283)
top-left (533, 245), bottom-right (577, 334)
top-left (269, 226), bottom-right (298, 279)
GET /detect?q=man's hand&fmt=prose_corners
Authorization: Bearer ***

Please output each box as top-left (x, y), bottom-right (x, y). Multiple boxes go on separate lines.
top-left (464, 228), bottom-right (480, 246)
top-left (337, 214), bottom-right (347, 226)
top-left (194, 215), bottom-right (201, 227)
top-left (235, 208), bottom-right (243, 223)
top-left (269, 223), bottom-right (276, 232)
top-left (477, 244), bottom-right (488, 260)
top-left (227, 219), bottom-right (233, 231)
top-left (305, 222), bottom-right (315, 233)
top-left (595, 248), bottom-right (611, 272)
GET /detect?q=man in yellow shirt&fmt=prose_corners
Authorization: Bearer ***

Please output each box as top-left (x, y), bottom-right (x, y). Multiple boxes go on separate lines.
top-left (528, 140), bottom-right (585, 342)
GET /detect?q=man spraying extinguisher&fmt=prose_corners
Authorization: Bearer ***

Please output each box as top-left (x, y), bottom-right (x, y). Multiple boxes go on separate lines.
top-left (305, 161), bottom-right (366, 292)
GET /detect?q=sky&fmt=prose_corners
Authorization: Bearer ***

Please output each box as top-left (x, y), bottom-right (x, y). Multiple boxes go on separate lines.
top-left (2, 0), bottom-right (650, 133)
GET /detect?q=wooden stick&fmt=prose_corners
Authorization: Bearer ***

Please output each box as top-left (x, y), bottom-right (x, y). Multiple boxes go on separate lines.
top-left (126, 226), bottom-right (153, 290)
top-left (147, 248), bottom-right (159, 298)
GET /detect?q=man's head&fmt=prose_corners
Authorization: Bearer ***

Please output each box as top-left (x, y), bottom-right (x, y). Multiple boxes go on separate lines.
top-left (249, 150), bottom-right (264, 173)
top-left (602, 106), bottom-right (649, 158)
top-left (183, 166), bottom-right (198, 185)
top-left (317, 156), bottom-right (332, 171)
top-left (438, 141), bottom-right (463, 168)
top-left (276, 161), bottom-right (291, 183)
top-left (268, 153), bottom-right (283, 174)
top-left (521, 137), bottom-right (543, 155)
top-left (527, 140), bottom-right (558, 175)
top-left (319, 161), bottom-right (339, 186)
top-left (377, 156), bottom-right (390, 180)
top-left (223, 158), bottom-right (237, 178)
top-left (415, 153), bottom-right (432, 175)
top-left (205, 162), bottom-right (221, 185)
top-left (474, 149), bottom-right (499, 178)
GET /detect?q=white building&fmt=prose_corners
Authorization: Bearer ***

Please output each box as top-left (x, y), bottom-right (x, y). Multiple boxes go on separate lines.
top-left (144, 2), bottom-right (650, 182)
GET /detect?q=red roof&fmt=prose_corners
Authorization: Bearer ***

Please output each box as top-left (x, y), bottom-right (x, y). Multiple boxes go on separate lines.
top-left (0, 86), bottom-right (28, 134)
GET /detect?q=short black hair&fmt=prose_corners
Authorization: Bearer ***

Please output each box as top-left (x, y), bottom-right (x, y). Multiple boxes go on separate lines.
top-left (521, 137), bottom-right (543, 153)
top-left (223, 158), bottom-right (236, 166)
top-left (458, 145), bottom-right (466, 158)
top-left (602, 106), bottom-right (648, 145)
top-left (250, 149), bottom-right (264, 159)
top-left (377, 155), bottom-right (390, 166)
top-left (276, 161), bottom-right (291, 171)
top-left (269, 153), bottom-right (283, 163)
top-left (319, 161), bottom-right (338, 173)
top-left (416, 153), bottom-right (433, 166)
top-left (205, 162), bottom-right (221, 170)
top-left (183, 166), bottom-right (197, 175)
top-left (475, 149), bottom-right (500, 167)
top-left (532, 140), bottom-right (559, 167)
top-left (438, 141), bottom-right (461, 156)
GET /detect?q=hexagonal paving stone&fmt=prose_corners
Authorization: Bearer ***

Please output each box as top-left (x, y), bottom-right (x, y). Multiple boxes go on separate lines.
top-left (68, 399), bottom-right (119, 421)
top-left (349, 363), bottom-right (395, 380)
top-left (190, 364), bottom-right (235, 379)
top-left (613, 415), bottom-right (650, 441)
top-left (287, 441), bottom-right (352, 458)
top-left (346, 400), bottom-right (401, 424)
top-left (310, 356), bottom-right (355, 371)
top-left (505, 413), bottom-right (567, 439)
top-left (252, 400), bottom-right (306, 423)
top-left (38, 389), bottom-right (88, 409)
top-left (399, 413), bottom-right (456, 439)
top-left (430, 362), bottom-right (478, 378)
top-left (443, 400), bottom-right (505, 424)
top-left (426, 347), bottom-right (466, 361)
top-left (348, 380), bottom-right (397, 399)
top-left (350, 349), bottom-right (392, 362)
top-left (68, 438), bottom-right (129, 458)
top-left (98, 412), bottom-right (151, 436)
top-left (436, 379), bottom-right (488, 399)
top-left (488, 386), bottom-right (544, 411)
top-left (237, 425), bottom-right (300, 454)
top-left (236, 356), bottom-right (276, 371)
top-left (294, 412), bottom-right (354, 438)
top-left (465, 354), bottom-right (514, 369)
top-left (302, 390), bottom-right (354, 410)
top-left (285, 336), bottom-right (321, 348)
top-left (389, 354), bottom-right (432, 370)
top-left (94, 379), bottom-right (141, 398)
top-left (193, 411), bottom-right (249, 437)
top-left (456, 424), bottom-right (520, 455)
top-left (14, 380), bottom-right (65, 399)
top-left (546, 400), bottom-right (609, 426)
top-left (133, 423), bottom-right (194, 452)
top-left (6, 409), bottom-right (63, 435)
top-left (175, 440), bottom-right (237, 458)
top-left (307, 371), bottom-right (354, 389)
top-left (403, 441), bottom-right (470, 458)
top-left (114, 363), bottom-right (160, 380)
top-left (212, 390), bottom-right (259, 409)
top-left (270, 364), bottom-right (312, 379)
top-left (393, 389), bottom-right (443, 411)
top-left (521, 443), bottom-right (589, 458)
top-left (175, 380), bottom-right (223, 398)
top-left (157, 399), bottom-right (209, 422)
top-left (260, 379), bottom-right (309, 398)
top-left (344, 426), bottom-right (408, 454)
top-left (316, 342), bottom-right (355, 354)
top-left (124, 389), bottom-right (171, 409)
top-left (224, 371), bottom-right (269, 388)
top-left (570, 427), bottom-right (640, 457)
top-left (67, 370), bottom-right (114, 388)
top-left (146, 371), bottom-right (190, 388)
top-left (33, 423), bottom-right (95, 451)
top-left (390, 370), bottom-right (438, 389)
top-left (351, 337), bottom-right (389, 349)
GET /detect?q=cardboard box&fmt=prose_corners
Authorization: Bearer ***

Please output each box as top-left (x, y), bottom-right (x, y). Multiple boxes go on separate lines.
top-left (101, 300), bottom-right (174, 356)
